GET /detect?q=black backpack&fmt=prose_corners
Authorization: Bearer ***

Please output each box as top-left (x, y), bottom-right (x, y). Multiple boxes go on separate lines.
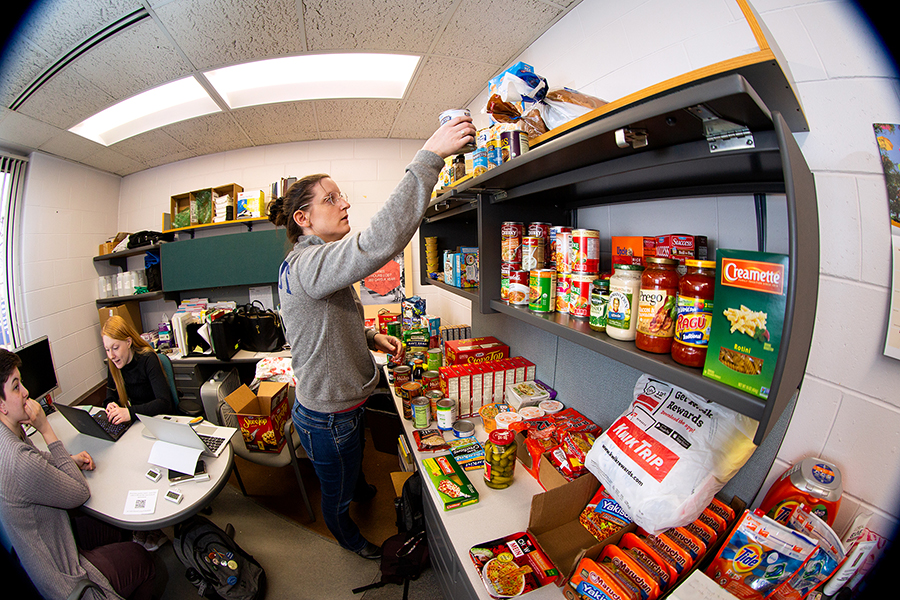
top-left (173, 515), bottom-right (266, 600)
top-left (352, 473), bottom-right (430, 600)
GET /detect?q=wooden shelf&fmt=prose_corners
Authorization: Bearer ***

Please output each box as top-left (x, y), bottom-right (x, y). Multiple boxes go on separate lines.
top-left (161, 216), bottom-right (269, 236)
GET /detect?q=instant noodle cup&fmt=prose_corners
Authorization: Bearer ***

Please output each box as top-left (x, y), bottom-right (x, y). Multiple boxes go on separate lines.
top-left (494, 411), bottom-right (524, 430)
top-left (517, 405), bottom-right (545, 420)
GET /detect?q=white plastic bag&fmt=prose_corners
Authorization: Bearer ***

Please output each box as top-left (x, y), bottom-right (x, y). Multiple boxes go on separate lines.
top-left (585, 374), bottom-right (758, 534)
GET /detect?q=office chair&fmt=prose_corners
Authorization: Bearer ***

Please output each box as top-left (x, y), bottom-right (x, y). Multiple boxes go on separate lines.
top-left (0, 517), bottom-right (102, 600)
top-left (156, 352), bottom-right (203, 416)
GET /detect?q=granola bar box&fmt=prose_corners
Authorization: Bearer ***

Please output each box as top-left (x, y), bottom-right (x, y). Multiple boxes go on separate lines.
top-left (702, 249), bottom-right (789, 400)
top-left (421, 454), bottom-right (479, 510)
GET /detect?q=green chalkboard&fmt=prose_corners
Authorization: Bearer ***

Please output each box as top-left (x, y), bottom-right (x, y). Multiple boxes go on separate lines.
top-left (160, 228), bottom-right (291, 291)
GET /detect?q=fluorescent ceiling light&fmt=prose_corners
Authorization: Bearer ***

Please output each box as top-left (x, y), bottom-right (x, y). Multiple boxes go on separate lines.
top-left (69, 77), bottom-right (220, 146)
top-left (204, 53), bottom-right (420, 109)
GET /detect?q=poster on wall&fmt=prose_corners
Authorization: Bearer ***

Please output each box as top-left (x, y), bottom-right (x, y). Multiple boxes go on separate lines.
top-left (354, 246), bottom-right (414, 330)
top-left (873, 124), bottom-right (900, 359)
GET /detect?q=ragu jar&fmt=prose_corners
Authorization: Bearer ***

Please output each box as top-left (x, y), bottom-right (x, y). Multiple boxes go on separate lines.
top-left (672, 259), bottom-right (716, 367)
top-left (636, 257), bottom-right (680, 354)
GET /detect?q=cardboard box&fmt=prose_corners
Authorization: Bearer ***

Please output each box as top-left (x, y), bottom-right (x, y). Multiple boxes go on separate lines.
top-left (98, 301), bottom-right (143, 334)
top-left (703, 249), bottom-right (788, 400)
top-left (236, 189), bottom-right (265, 219)
top-left (445, 336), bottom-right (510, 365)
top-left (420, 454), bottom-right (479, 510)
top-left (611, 236), bottom-right (646, 266)
top-left (224, 381), bottom-right (291, 453)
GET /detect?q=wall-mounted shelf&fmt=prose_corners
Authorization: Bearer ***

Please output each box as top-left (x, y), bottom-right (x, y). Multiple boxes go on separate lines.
top-left (93, 243), bottom-right (163, 271)
top-left (161, 215), bottom-right (269, 238)
top-left (96, 291), bottom-right (167, 307)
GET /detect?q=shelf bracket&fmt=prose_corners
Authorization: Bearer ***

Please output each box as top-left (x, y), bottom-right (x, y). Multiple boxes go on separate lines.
top-left (685, 104), bottom-right (755, 153)
top-left (615, 128), bottom-right (648, 149)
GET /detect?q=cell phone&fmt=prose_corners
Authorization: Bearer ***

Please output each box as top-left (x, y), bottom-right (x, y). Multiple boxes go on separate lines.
top-left (145, 468), bottom-right (161, 482)
top-left (165, 489), bottom-right (184, 504)
top-left (168, 459), bottom-right (208, 483)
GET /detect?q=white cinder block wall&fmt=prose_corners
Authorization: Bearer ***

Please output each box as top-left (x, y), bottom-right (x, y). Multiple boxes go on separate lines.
top-left (14, 0), bottom-right (898, 558)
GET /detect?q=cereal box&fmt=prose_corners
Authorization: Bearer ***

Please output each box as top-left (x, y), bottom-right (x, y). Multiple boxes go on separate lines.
top-left (223, 382), bottom-right (290, 453)
top-left (703, 249), bottom-right (789, 400)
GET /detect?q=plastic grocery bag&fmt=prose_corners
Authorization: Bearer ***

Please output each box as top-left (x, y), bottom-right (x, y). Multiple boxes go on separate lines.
top-left (538, 88), bottom-right (607, 131)
top-left (585, 374), bottom-right (758, 534)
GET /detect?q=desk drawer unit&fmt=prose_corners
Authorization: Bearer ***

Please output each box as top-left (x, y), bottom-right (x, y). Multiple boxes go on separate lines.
top-left (171, 363), bottom-right (215, 414)
top-left (423, 491), bottom-right (480, 600)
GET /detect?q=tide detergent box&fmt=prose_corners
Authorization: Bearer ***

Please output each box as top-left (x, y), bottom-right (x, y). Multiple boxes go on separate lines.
top-left (703, 249), bottom-right (789, 400)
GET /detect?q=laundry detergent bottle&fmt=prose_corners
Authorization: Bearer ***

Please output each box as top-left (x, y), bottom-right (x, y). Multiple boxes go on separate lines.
top-left (758, 457), bottom-right (842, 526)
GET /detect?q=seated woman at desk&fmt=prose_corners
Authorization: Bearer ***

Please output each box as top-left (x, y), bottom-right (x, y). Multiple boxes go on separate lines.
top-left (102, 315), bottom-right (174, 425)
top-left (0, 348), bottom-right (156, 600)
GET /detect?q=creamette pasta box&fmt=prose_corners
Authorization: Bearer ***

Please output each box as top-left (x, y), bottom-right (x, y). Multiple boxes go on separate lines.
top-left (703, 249), bottom-right (789, 400)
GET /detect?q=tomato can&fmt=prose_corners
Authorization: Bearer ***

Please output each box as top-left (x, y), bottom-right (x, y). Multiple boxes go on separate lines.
top-left (529, 269), bottom-right (557, 313)
top-left (521, 236), bottom-right (545, 271)
top-left (393, 365), bottom-right (411, 390)
top-left (422, 370), bottom-right (440, 394)
top-left (412, 397), bottom-right (431, 429)
top-left (555, 230), bottom-right (572, 272)
top-left (501, 221), bottom-right (524, 263)
top-left (556, 272), bottom-right (572, 313)
top-left (569, 273), bottom-right (595, 318)
top-left (571, 229), bottom-right (600, 273)
top-left (508, 269), bottom-right (530, 305)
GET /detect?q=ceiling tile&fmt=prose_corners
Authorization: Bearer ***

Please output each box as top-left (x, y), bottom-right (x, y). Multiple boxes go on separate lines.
top-left (434, 0), bottom-right (562, 64)
top-left (39, 130), bottom-right (106, 163)
top-left (160, 111), bottom-right (252, 154)
top-left (302, 0), bottom-right (455, 53)
top-left (231, 102), bottom-right (320, 146)
top-left (107, 127), bottom-right (193, 165)
top-left (16, 67), bottom-right (116, 129)
top-left (0, 108), bottom-right (61, 150)
top-left (315, 98), bottom-right (400, 134)
top-left (154, 0), bottom-right (305, 70)
top-left (0, 35), bottom-right (54, 108)
top-left (79, 146), bottom-right (146, 176)
top-left (69, 19), bottom-right (194, 101)
top-left (406, 56), bottom-right (501, 107)
top-left (391, 101), bottom-right (447, 139)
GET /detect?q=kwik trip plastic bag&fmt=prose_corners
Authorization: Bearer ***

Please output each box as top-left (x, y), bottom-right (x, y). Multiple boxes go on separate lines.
top-left (585, 375), bottom-right (758, 534)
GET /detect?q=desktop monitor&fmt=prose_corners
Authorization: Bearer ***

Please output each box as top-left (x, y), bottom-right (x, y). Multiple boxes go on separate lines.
top-left (13, 336), bottom-right (60, 405)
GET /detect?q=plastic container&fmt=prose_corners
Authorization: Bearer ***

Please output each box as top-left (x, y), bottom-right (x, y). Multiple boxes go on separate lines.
top-left (758, 457), bottom-right (843, 526)
top-left (479, 403), bottom-right (511, 433)
top-left (672, 259), bottom-right (716, 367)
top-left (606, 264), bottom-right (644, 340)
top-left (484, 429), bottom-right (517, 489)
top-left (636, 257), bottom-right (679, 353)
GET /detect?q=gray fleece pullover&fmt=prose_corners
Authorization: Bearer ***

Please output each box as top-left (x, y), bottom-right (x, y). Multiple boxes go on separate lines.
top-left (278, 149), bottom-right (445, 413)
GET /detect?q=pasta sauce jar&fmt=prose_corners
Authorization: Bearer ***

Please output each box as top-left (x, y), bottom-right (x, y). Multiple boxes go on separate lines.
top-left (672, 259), bottom-right (716, 367)
top-left (636, 257), bottom-right (679, 354)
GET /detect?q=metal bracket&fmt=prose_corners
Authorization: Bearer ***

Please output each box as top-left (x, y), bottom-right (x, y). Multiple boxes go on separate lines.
top-left (615, 127), bottom-right (648, 149)
top-left (685, 104), bottom-right (755, 153)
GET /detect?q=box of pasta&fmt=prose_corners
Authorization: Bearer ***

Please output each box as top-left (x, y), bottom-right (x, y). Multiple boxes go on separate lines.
top-left (702, 249), bottom-right (789, 400)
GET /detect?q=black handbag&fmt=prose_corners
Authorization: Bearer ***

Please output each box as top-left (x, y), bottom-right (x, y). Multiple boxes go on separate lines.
top-left (235, 301), bottom-right (286, 352)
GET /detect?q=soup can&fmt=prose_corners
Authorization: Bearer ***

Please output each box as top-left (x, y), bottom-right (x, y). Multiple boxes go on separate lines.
top-left (426, 348), bottom-right (442, 371)
top-left (529, 269), bottom-right (557, 313)
top-left (521, 236), bottom-right (545, 271)
top-left (398, 381), bottom-right (422, 420)
top-left (436, 398), bottom-right (458, 431)
top-left (500, 130), bottom-right (529, 161)
top-left (422, 370), bottom-right (440, 394)
top-left (550, 226), bottom-right (571, 267)
top-left (556, 272), bottom-right (572, 313)
top-left (501, 221), bottom-right (524, 263)
top-left (412, 397), bottom-right (431, 429)
top-left (569, 273), bottom-right (595, 318)
top-left (393, 365), bottom-right (411, 389)
top-left (571, 229), bottom-right (600, 273)
top-left (426, 389), bottom-right (444, 417)
top-left (555, 230), bottom-right (573, 272)
top-left (528, 222), bottom-right (551, 244)
top-left (508, 269), bottom-right (530, 305)
top-left (439, 109), bottom-right (476, 152)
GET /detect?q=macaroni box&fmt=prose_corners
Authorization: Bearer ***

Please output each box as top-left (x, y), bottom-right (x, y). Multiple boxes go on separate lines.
top-left (224, 381), bottom-right (291, 453)
top-left (703, 249), bottom-right (789, 400)
top-left (445, 336), bottom-right (510, 365)
top-left (421, 454), bottom-right (479, 510)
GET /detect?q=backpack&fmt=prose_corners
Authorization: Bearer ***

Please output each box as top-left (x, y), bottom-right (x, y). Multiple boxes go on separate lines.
top-left (353, 473), bottom-right (430, 600)
top-left (173, 515), bottom-right (266, 600)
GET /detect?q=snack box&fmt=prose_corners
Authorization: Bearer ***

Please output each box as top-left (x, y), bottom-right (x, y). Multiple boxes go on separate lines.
top-left (445, 336), bottom-right (510, 365)
top-left (469, 531), bottom-right (559, 598)
top-left (420, 454), bottom-right (479, 510)
top-left (223, 381), bottom-right (290, 453)
top-left (702, 249), bottom-right (789, 400)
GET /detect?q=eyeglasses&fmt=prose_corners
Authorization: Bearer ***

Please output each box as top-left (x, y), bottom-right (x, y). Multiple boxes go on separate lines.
top-left (296, 192), bottom-right (348, 212)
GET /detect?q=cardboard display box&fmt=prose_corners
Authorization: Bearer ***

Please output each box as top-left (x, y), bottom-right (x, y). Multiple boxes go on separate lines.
top-left (515, 434), bottom-right (570, 491)
top-left (98, 301), bottom-right (143, 334)
top-left (224, 381), bottom-right (291, 453)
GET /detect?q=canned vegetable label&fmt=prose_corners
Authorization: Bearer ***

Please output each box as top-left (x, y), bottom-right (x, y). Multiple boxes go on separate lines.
top-left (556, 272), bottom-right (571, 313)
top-left (529, 269), bottom-right (557, 313)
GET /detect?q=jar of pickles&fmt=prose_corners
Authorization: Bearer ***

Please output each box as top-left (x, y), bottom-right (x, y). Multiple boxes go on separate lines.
top-left (636, 257), bottom-right (680, 354)
top-left (672, 259), bottom-right (716, 367)
top-left (483, 429), bottom-right (517, 489)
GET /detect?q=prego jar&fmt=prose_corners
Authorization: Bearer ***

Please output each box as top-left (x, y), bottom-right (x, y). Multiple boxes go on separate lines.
top-left (636, 257), bottom-right (680, 354)
top-left (483, 429), bottom-right (517, 489)
top-left (672, 259), bottom-right (716, 367)
top-left (589, 278), bottom-right (610, 332)
top-left (606, 264), bottom-right (644, 341)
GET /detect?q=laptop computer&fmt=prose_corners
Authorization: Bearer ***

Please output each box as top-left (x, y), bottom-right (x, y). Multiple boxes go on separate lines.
top-left (56, 404), bottom-right (132, 441)
top-left (137, 414), bottom-right (236, 457)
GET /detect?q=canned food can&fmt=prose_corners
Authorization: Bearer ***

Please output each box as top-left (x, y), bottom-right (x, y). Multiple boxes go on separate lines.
top-left (556, 230), bottom-right (572, 272)
top-left (556, 272), bottom-right (572, 313)
top-left (501, 221), bottom-right (524, 263)
top-left (550, 226), bottom-right (571, 267)
top-left (508, 269), bottom-right (530, 305)
top-left (399, 381), bottom-right (422, 420)
top-left (569, 273), bottom-right (595, 318)
top-left (529, 269), bottom-right (557, 313)
top-left (386, 320), bottom-right (401, 339)
top-left (436, 398), bottom-right (457, 431)
top-left (422, 370), bottom-right (440, 393)
top-left (412, 397), bottom-right (431, 429)
top-left (439, 109), bottom-right (476, 153)
top-left (521, 236), bottom-right (545, 271)
top-left (393, 365), bottom-right (411, 389)
top-left (426, 389), bottom-right (443, 417)
top-left (499, 130), bottom-right (529, 161)
top-left (452, 419), bottom-right (475, 438)
top-left (426, 348), bottom-right (442, 371)
top-left (528, 222), bottom-right (551, 242)
top-left (571, 229), bottom-right (600, 273)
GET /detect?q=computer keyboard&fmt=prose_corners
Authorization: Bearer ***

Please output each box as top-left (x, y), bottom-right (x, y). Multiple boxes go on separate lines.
top-left (197, 433), bottom-right (224, 453)
top-left (92, 411), bottom-right (130, 439)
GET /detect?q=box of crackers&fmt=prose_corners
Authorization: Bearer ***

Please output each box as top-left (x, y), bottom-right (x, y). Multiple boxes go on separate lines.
top-left (702, 249), bottom-right (789, 400)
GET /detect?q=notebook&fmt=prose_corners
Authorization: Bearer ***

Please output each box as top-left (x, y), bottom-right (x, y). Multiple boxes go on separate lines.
top-left (137, 414), bottom-right (236, 458)
top-left (56, 404), bottom-right (132, 441)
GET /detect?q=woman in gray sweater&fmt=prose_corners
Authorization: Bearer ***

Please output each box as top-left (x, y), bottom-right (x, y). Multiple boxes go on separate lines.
top-left (267, 115), bottom-right (475, 559)
top-left (0, 349), bottom-right (156, 599)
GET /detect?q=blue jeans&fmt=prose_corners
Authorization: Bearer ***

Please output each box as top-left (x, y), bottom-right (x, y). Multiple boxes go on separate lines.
top-left (291, 401), bottom-right (371, 552)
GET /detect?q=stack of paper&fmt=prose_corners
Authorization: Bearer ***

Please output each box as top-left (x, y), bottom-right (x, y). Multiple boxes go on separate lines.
top-left (213, 192), bottom-right (234, 223)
